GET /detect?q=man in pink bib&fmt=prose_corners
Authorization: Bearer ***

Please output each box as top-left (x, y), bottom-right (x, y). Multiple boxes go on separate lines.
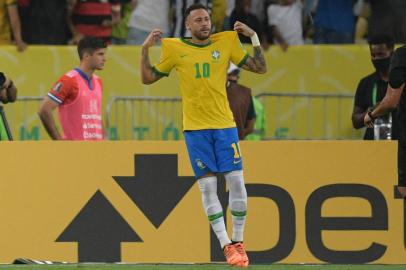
top-left (38, 37), bottom-right (106, 140)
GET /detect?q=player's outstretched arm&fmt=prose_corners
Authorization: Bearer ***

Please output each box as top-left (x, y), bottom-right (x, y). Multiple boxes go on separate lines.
top-left (234, 21), bottom-right (267, 74)
top-left (141, 29), bottom-right (164, 85)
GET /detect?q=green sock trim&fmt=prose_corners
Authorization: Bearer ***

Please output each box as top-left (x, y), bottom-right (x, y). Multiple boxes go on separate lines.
top-left (208, 212), bottom-right (223, 221)
top-left (231, 210), bottom-right (247, 217)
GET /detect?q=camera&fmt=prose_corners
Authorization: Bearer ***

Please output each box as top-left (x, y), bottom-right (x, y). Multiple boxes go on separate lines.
top-left (0, 72), bottom-right (17, 104)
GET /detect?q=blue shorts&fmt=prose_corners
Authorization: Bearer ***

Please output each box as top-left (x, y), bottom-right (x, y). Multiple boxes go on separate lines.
top-left (184, 127), bottom-right (243, 178)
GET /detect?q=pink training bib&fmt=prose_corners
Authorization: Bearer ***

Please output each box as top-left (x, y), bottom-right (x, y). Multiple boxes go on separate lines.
top-left (59, 70), bottom-right (103, 140)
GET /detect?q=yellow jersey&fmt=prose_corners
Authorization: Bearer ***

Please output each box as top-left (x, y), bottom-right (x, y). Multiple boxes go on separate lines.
top-left (153, 31), bottom-right (249, 131)
top-left (0, 0), bottom-right (16, 44)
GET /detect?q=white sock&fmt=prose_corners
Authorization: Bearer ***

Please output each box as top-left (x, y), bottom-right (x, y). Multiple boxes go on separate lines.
top-left (225, 170), bottom-right (247, 242)
top-left (198, 176), bottom-right (231, 248)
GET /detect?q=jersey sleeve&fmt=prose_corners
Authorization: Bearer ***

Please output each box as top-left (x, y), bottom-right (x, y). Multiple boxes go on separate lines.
top-left (230, 32), bottom-right (249, 68)
top-left (48, 75), bottom-right (78, 105)
top-left (153, 39), bottom-right (175, 77)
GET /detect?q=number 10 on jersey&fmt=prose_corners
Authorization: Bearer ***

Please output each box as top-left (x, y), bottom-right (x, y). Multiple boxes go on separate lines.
top-left (194, 63), bottom-right (210, 78)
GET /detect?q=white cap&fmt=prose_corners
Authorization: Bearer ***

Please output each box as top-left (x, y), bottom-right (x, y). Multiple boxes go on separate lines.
top-left (227, 62), bottom-right (240, 74)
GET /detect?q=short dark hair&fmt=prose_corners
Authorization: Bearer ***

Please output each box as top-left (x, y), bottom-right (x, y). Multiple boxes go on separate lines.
top-left (184, 3), bottom-right (209, 18)
top-left (77, 37), bottom-right (107, 60)
top-left (368, 34), bottom-right (395, 50)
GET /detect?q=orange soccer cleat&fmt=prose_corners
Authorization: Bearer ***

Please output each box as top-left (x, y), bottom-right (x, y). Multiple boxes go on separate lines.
top-left (223, 244), bottom-right (242, 266)
top-left (233, 242), bottom-right (249, 267)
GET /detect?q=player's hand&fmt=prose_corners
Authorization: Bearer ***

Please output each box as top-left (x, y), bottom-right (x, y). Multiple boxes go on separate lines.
top-left (69, 33), bottom-right (84, 45)
top-left (364, 112), bottom-right (374, 128)
top-left (142, 29), bottom-right (163, 49)
top-left (233, 21), bottom-right (255, 37)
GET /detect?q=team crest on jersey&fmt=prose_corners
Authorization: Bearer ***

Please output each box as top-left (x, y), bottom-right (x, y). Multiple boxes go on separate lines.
top-left (195, 159), bottom-right (206, 170)
top-left (53, 82), bottom-right (62, 93)
top-left (212, 50), bottom-right (220, 60)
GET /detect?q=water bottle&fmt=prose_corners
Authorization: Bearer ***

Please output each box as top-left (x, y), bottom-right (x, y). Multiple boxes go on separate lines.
top-left (374, 114), bottom-right (392, 140)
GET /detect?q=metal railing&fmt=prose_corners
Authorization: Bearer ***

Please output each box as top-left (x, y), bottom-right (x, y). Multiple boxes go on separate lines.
top-left (106, 96), bottom-right (183, 140)
top-left (6, 96), bottom-right (44, 140)
top-left (255, 92), bottom-right (358, 140)
top-left (1, 93), bottom-right (362, 140)
top-left (106, 92), bottom-right (362, 140)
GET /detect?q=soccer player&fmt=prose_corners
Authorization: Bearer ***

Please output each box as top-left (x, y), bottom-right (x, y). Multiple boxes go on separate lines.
top-left (140, 3), bottom-right (266, 267)
top-left (38, 37), bottom-right (106, 140)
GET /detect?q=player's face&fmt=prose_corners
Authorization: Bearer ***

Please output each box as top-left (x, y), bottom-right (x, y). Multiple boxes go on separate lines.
top-left (89, 48), bottom-right (107, 70)
top-left (186, 9), bottom-right (212, 41)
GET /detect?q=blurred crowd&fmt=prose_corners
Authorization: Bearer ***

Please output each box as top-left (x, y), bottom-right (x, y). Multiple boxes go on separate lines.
top-left (0, 0), bottom-right (406, 52)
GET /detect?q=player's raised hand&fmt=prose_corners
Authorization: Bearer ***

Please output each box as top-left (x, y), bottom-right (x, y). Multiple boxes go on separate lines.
top-left (233, 21), bottom-right (255, 37)
top-left (142, 29), bottom-right (163, 48)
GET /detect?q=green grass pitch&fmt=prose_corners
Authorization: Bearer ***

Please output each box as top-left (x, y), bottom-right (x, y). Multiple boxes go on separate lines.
top-left (0, 264), bottom-right (405, 270)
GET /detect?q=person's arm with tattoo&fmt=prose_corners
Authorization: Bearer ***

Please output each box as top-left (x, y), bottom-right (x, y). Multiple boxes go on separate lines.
top-left (233, 21), bottom-right (267, 74)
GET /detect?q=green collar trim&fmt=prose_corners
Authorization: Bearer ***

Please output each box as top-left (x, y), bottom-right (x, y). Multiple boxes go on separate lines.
top-left (180, 38), bottom-right (212, 48)
top-left (152, 66), bottom-right (169, 77)
top-left (237, 53), bottom-right (249, 67)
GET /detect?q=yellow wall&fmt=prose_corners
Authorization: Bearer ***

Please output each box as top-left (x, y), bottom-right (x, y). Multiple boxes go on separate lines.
top-left (0, 141), bottom-right (403, 264)
top-left (0, 45), bottom-right (373, 140)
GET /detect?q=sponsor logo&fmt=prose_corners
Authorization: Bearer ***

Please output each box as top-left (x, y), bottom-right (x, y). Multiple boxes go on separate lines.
top-left (233, 159), bottom-right (242, 165)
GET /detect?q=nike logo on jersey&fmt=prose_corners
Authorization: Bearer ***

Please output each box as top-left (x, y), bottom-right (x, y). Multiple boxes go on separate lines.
top-left (180, 54), bottom-right (188, 58)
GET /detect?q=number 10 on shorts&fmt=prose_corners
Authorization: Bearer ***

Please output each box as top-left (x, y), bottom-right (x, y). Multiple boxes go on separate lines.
top-left (231, 142), bottom-right (242, 158)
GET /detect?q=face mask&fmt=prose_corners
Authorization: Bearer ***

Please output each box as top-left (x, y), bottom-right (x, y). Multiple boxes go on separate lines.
top-left (372, 57), bottom-right (391, 74)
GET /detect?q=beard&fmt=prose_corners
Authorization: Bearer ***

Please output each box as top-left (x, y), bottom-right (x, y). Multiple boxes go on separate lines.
top-left (193, 29), bottom-right (211, 40)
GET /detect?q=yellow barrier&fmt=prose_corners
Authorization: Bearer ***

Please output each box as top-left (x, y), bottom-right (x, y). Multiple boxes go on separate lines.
top-left (0, 141), bottom-right (403, 263)
top-left (0, 45), bottom-right (373, 140)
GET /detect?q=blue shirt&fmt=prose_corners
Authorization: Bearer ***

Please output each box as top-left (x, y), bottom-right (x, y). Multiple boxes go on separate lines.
top-left (314, 0), bottom-right (355, 34)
